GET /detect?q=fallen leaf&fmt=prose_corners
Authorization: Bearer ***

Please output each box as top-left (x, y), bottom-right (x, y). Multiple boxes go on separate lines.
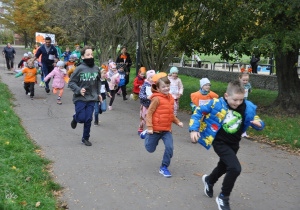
top-left (35, 201), bottom-right (41, 207)
top-left (26, 177), bottom-right (31, 182)
top-left (5, 141), bottom-right (10, 145)
top-left (294, 140), bottom-right (298, 145)
top-left (19, 201), bottom-right (27, 206)
top-left (193, 173), bottom-right (204, 177)
top-left (11, 166), bottom-right (16, 170)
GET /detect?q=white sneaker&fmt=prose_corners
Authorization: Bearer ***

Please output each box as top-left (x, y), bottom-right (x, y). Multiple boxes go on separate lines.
top-left (108, 106), bottom-right (112, 110)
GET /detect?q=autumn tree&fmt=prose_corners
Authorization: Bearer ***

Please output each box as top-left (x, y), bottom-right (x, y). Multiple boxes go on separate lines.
top-left (0, 0), bottom-right (48, 48)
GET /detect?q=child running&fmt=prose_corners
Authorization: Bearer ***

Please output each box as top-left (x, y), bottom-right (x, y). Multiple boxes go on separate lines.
top-left (138, 70), bottom-right (155, 134)
top-left (168, 67), bottom-right (183, 116)
top-left (189, 80), bottom-right (265, 210)
top-left (43, 61), bottom-right (68, 105)
top-left (15, 58), bottom-right (39, 100)
top-left (132, 67), bottom-right (145, 101)
top-left (190, 78), bottom-right (219, 111)
top-left (69, 46), bottom-right (102, 146)
top-left (106, 62), bottom-right (120, 110)
top-left (94, 68), bottom-right (111, 126)
top-left (239, 71), bottom-right (252, 138)
top-left (140, 72), bottom-right (183, 178)
top-left (116, 64), bottom-right (128, 100)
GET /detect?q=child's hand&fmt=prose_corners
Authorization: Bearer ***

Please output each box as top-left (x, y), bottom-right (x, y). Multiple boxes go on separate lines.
top-left (178, 122), bottom-right (183, 128)
top-left (80, 88), bottom-right (86, 96)
top-left (190, 131), bottom-right (200, 143)
top-left (98, 95), bottom-right (103, 103)
top-left (147, 96), bottom-right (151, 100)
top-left (147, 130), bottom-right (153, 134)
top-left (250, 120), bottom-right (262, 128)
top-left (108, 93), bottom-right (112, 98)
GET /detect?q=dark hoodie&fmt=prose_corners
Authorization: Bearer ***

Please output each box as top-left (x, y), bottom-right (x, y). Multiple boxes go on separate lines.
top-left (69, 62), bottom-right (101, 103)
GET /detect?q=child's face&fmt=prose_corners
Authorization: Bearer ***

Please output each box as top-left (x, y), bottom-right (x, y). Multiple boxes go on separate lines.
top-left (27, 62), bottom-right (34, 68)
top-left (224, 92), bottom-right (244, 109)
top-left (119, 67), bottom-right (124, 72)
top-left (101, 72), bottom-right (106, 79)
top-left (157, 81), bottom-right (170, 95)
top-left (82, 49), bottom-right (93, 59)
top-left (171, 72), bottom-right (178, 79)
top-left (202, 83), bottom-right (211, 92)
top-left (148, 76), bottom-right (153, 83)
top-left (69, 58), bottom-right (74, 62)
top-left (139, 72), bottom-right (145, 78)
top-left (111, 68), bottom-right (117, 72)
top-left (240, 75), bottom-right (249, 85)
top-left (59, 66), bottom-right (64, 69)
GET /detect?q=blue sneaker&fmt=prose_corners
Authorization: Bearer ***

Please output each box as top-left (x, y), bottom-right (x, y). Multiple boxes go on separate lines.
top-left (140, 130), bottom-right (147, 139)
top-left (159, 166), bottom-right (172, 177)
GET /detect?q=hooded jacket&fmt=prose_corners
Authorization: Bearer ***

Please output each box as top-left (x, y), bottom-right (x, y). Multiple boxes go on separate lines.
top-left (44, 67), bottom-right (67, 89)
top-left (69, 62), bottom-right (101, 103)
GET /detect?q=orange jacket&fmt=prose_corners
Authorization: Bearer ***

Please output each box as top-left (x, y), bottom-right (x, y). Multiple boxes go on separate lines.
top-left (22, 67), bottom-right (37, 83)
top-left (65, 61), bottom-right (75, 71)
top-left (191, 91), bottom-right (219, 107)
top-left (146, 85), bottom-right (180, 131)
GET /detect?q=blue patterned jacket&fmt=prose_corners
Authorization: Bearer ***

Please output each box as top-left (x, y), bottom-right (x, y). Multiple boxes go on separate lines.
top-left (189, 97), bottom-right (265, 150)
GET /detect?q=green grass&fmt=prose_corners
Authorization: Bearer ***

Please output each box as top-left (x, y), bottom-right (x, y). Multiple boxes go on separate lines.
top-left (127, 70), bottom-right (300, 148)
top-left (0, 82), bottom-right (61, 209)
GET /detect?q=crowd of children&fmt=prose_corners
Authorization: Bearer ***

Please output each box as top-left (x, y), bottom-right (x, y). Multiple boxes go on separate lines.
top-left (12, 43), bottom-right (265, 210)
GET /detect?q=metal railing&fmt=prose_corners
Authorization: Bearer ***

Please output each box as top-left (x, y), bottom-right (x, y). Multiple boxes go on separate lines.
top-left (213, 61), bottom-right (230, 71)
top-left (199, 61), bottom-right (213, 70)
top-left (230, 63), bottom-right (250, 72)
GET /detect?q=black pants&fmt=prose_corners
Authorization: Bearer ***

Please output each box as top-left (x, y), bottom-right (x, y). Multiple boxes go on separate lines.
top-left (252, 65), bottom-right (258, 73)
top-left (208, 141), bottom-right (241, 197)
top-left (24, 82), bottom-right (35, 97)
top-left (5, 57), bottom-right (14, 69)
top-left (117, 85), bottom-right (127, 99)
top-left (198, 61), bottom-right (202, 68)
top-left (109, 89), bottom-right (117, 106)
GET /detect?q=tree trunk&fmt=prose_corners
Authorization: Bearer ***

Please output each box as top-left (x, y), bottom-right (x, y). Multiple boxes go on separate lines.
top-left (274, 48), bottom-right (300, 113)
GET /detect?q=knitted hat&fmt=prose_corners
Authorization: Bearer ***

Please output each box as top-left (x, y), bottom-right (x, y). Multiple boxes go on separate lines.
top-left (152, 72), bottom-right (167, 83)
top-left (24, 53), bottom-right (28, 57)
top-left (146, 70), bottom-right (155, 80)
top-left (139, 67), bottom-right (146, 74)
top-left (109, 62), bottom-right (117, 69)
top-left (117, 63), bottom-right (125, 69)
top-left (57, 61), bottom-right (65, 67)
top-left (28, 52), bottom-right (32, 55)
top-left (169, 66), bottom-right (179, 74)
top-left (200, 78), bottom-right (210, 88)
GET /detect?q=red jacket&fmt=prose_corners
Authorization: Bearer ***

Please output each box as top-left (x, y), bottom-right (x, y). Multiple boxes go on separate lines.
top-left (133, 75), bottom-right (145, 93)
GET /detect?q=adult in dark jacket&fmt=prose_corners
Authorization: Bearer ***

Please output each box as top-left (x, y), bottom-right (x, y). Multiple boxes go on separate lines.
top-left (116, 46), bottom-right (132, 85)
top-left (250, 54), bottom-right (260, 74)
top-left (2, 43), bottom-right (16, 71)
top-left (35, 37), bottom-right (58, 93)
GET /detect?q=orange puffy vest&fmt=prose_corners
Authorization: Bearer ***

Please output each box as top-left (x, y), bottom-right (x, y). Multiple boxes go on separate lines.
top-left (151, 92), bottom-right (174, 131)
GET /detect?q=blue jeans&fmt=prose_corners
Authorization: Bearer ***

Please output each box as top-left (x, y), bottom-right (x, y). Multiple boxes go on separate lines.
top-left (74, 101), bottom-right (95, 140)
top-left (42, 63), bottom-right (54, 88)
top-left (94, 100), bottom-right (107, 122)
top-left (145, 131), bottom-right (174, 167)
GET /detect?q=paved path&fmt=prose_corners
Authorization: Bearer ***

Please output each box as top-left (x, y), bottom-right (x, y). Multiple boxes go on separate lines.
top-left (1, 46), bottom-right (299, 210)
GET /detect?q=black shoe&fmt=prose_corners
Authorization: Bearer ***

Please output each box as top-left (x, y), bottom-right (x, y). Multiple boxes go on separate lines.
top-left (202, 174), bottom-right (213, 198)
top-left (71, 117), bottom-right (77, 129)
top-left (45, 87), bottom-right (50, 93)
top-left (94, 121), bottom-right (99, 126)
top-left (123, 97), bottom-right (128, 101)
top-left (216, 194), bottom-right (231, 210)
top-left (82, 139), bottom-right (92, 146)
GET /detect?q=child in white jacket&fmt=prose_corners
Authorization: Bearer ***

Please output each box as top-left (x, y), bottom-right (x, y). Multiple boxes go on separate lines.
top-left (168, 67), bottom-right (184, 116)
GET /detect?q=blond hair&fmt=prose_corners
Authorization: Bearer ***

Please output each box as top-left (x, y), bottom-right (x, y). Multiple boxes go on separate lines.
top-left (226, 81), bottom-right (245, 96)
top-left (239, 72), bottom-right (250, 79)
top-left (156, 76), bottom-right (170, 88)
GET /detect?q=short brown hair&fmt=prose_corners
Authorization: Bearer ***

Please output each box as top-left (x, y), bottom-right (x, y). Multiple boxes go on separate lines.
top-left (156, 76), bottom-right (170, 88)
top-left (80, 45), bottom-right (92, 56)
top-left (226, 81), bottom-right (245, 96)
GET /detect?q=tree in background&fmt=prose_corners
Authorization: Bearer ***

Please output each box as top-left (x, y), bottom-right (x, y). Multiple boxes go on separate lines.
top-left (0, 0), bottom-right (48, 48)
top-left (169, 0), bottom-right (300, 112)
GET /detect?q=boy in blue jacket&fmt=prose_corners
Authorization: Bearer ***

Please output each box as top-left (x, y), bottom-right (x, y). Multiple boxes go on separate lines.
top-left (189, 80), bottom-right (265, 210)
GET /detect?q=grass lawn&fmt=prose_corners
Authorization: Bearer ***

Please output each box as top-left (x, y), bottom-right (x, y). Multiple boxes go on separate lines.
top-left (127, 70), bottom-right (300, 149)
top-left (0, 82), bottom-right (62, 209)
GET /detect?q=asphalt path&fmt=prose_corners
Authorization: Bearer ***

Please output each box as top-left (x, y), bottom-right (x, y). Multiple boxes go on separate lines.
top-left (1, 46), bottom-right (299, 210)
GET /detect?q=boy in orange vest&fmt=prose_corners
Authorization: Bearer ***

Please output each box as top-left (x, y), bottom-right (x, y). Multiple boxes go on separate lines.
top-left (140, 72), bottom-right (183, 177)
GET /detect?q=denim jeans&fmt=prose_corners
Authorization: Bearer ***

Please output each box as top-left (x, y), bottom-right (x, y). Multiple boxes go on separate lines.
top-left (74, 101), bottom-right (95, 140)
top-left (145, 131), bottom-right (174, 167)
top-left (94, 100), bottom-right (107, 122)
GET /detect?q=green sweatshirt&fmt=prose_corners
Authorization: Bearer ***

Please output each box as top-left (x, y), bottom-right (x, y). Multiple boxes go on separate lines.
top-left (69, 62), bottom-right (101, 103)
